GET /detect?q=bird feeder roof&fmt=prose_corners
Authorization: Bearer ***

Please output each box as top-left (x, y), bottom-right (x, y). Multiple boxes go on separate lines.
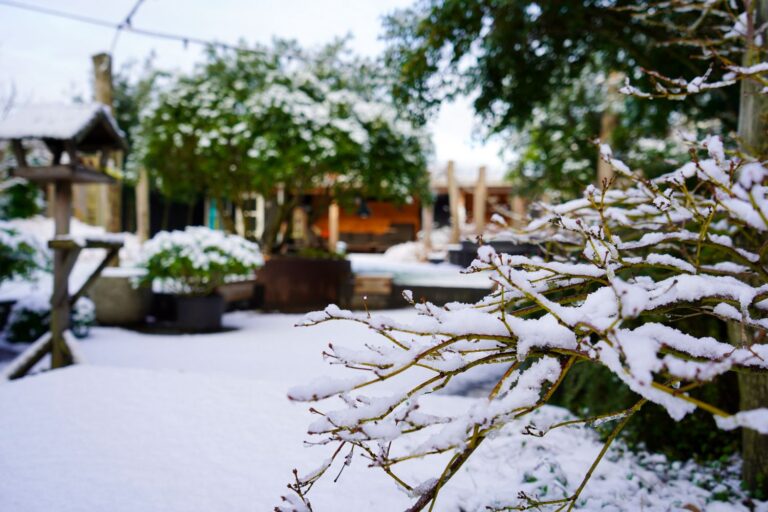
top-left (0, 103), bottom-right (126, 151)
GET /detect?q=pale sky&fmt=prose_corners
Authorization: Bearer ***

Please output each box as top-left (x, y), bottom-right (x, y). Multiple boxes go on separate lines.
top-left (0, 0), bottom-right (508, 180)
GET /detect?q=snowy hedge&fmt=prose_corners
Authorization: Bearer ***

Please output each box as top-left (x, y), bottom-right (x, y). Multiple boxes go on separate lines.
top-left (137, 226), bottom-right (262, 296)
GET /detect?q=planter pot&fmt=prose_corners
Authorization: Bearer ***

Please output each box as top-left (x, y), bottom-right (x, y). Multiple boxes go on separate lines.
top-left (215, 279), bottom-right (258, 311)
top-left (257, 257), bottom-right (352, 312)
top-left (88, 269), bottom-right (152, 326)
top-left (150, 293), bottom-right (226, 332)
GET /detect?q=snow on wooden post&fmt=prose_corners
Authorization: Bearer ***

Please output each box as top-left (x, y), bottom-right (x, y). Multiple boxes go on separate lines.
top-left (328, 201), bottom-right (340, 253)
top-left (474, 165), bottom-right (487, 236)
top-left (447, 160), bottom-right (460, 244)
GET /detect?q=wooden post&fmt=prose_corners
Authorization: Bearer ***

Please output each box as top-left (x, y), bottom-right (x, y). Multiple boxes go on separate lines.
top-left (292, 206), bottom-right (309, 245)
top-left (474, 166), bottom-right (487, 236)
top-left (512, 195), bottom-right (527, 227)
top-left (328, 201), bottom-right (340, 253)
top-left (50, 180), bottom-right (73, 368)
top-left (447, 160), bottom-right (460, 244)
top-left (254, 194), bottom-right (265, 240)
top-left (597, 71), bottom-right (624, 188)
top-left (421, 203), bottom-right (433, 258)
top-left (733, 0), bottom-right (768, 493)
top-left (92, 52), bottom-right (122, 233)
top-left (136, 168), bottom-right (150, 242)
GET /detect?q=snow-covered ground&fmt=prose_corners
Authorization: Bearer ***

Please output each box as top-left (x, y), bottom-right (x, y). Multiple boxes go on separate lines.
top-left (0, 310), bottom-right (761, 512)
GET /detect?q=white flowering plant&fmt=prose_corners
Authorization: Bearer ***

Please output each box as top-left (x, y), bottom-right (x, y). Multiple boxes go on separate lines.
top-left (136, 226), bottom-right (263, 296)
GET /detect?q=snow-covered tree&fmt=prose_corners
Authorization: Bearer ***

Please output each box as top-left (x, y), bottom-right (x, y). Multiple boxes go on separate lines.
top-left (279, 2), bottom-right (768, 510)
top-left (137, 41), bottom-right (430, 252)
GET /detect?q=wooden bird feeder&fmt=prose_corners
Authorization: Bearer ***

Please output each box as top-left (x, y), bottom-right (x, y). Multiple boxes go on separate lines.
top-left (0, 103), bottom-right (127, 379)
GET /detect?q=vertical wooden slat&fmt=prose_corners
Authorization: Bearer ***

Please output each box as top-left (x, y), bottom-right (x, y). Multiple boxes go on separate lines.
top-left (421, 204), bottom-right (433, 258)
top-left (447, 160), bottom-right (460, 244)
top-left (328, 201), bottom-right (340, 252)
top-left (136, 168), bottom-right (150, 242)
top-left (474, 166), bottom-right (487, 236)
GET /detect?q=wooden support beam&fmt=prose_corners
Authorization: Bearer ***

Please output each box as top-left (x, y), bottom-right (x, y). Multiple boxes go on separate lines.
top-left (51, 177), bottom-right (73, 369)
top-left (1, 334), bottom-right (52, 381)
top-left (421, 204), bottom-right (433, 258)
top-left (328, 201), bottom-right (340, 252)
top-left (69, 247), bottom-right (119, 305)
top-left (512, 195), bottom-right (528, 227)
top-left (12, 164), bottom-right (115, 184)
top-left (447, 160), bottom-right (460, 244)
top-left (474, 166), bottom-right (487, 236)
top-left (51, 247), bottom-right (81, 307)
top-left (136, 168), bottom-right (150, 242)
top-left (292, 206), bottom-right (309, 245)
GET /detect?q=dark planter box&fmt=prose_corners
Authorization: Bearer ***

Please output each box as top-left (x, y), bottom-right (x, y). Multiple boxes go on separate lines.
top-left (257, 257), bottom-right (352, 312)
top-left (448, 240), bottom-right (541, 268)
top-left (151, 293), bottom-right (225, 332)
top-left (215, 280), bottom-right (259, 311)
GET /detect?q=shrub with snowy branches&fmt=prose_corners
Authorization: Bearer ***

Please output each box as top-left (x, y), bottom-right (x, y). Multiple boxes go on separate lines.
top-left (137, 226), bottom-right (262, 296)
top-left (275, 2), bottom-right (768, 509)
top-left (278, 131), bottom-right (768, 512)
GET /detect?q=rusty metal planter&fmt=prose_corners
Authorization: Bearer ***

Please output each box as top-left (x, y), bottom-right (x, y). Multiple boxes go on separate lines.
top-left (257, 257), bottom-right (352, 313)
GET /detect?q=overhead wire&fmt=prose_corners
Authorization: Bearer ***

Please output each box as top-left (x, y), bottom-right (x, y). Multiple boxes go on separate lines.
top-left (0, 0), bottom-right (259, 55)
top-left (110, 0), bottom-right (147, 55)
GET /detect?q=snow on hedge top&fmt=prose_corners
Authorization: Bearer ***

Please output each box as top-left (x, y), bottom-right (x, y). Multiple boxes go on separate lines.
top-left (0, 103), bottom-right (122, 142)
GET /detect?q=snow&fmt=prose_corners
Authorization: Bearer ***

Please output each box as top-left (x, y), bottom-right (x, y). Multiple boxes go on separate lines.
top-left (0, 310), bottom-right (763, 511)
top-left (349, 253), bottom-right (491, 289)
top-left (0, 103), bottom-right (121, 141)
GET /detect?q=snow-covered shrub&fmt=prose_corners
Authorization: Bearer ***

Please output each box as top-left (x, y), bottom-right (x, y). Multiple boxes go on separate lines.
top-left (0, 179), bottom-right (44, 220)
top-left (4, 293), bottom-right (49, 343)
top-left (279, 135), bottom-right (768, 511)
top-left (4, 294), bottom-right (94, 343)
top-left (136, 226), bottom-right (263, 295)
top-left (0, 222), bottom-right (45, 285)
